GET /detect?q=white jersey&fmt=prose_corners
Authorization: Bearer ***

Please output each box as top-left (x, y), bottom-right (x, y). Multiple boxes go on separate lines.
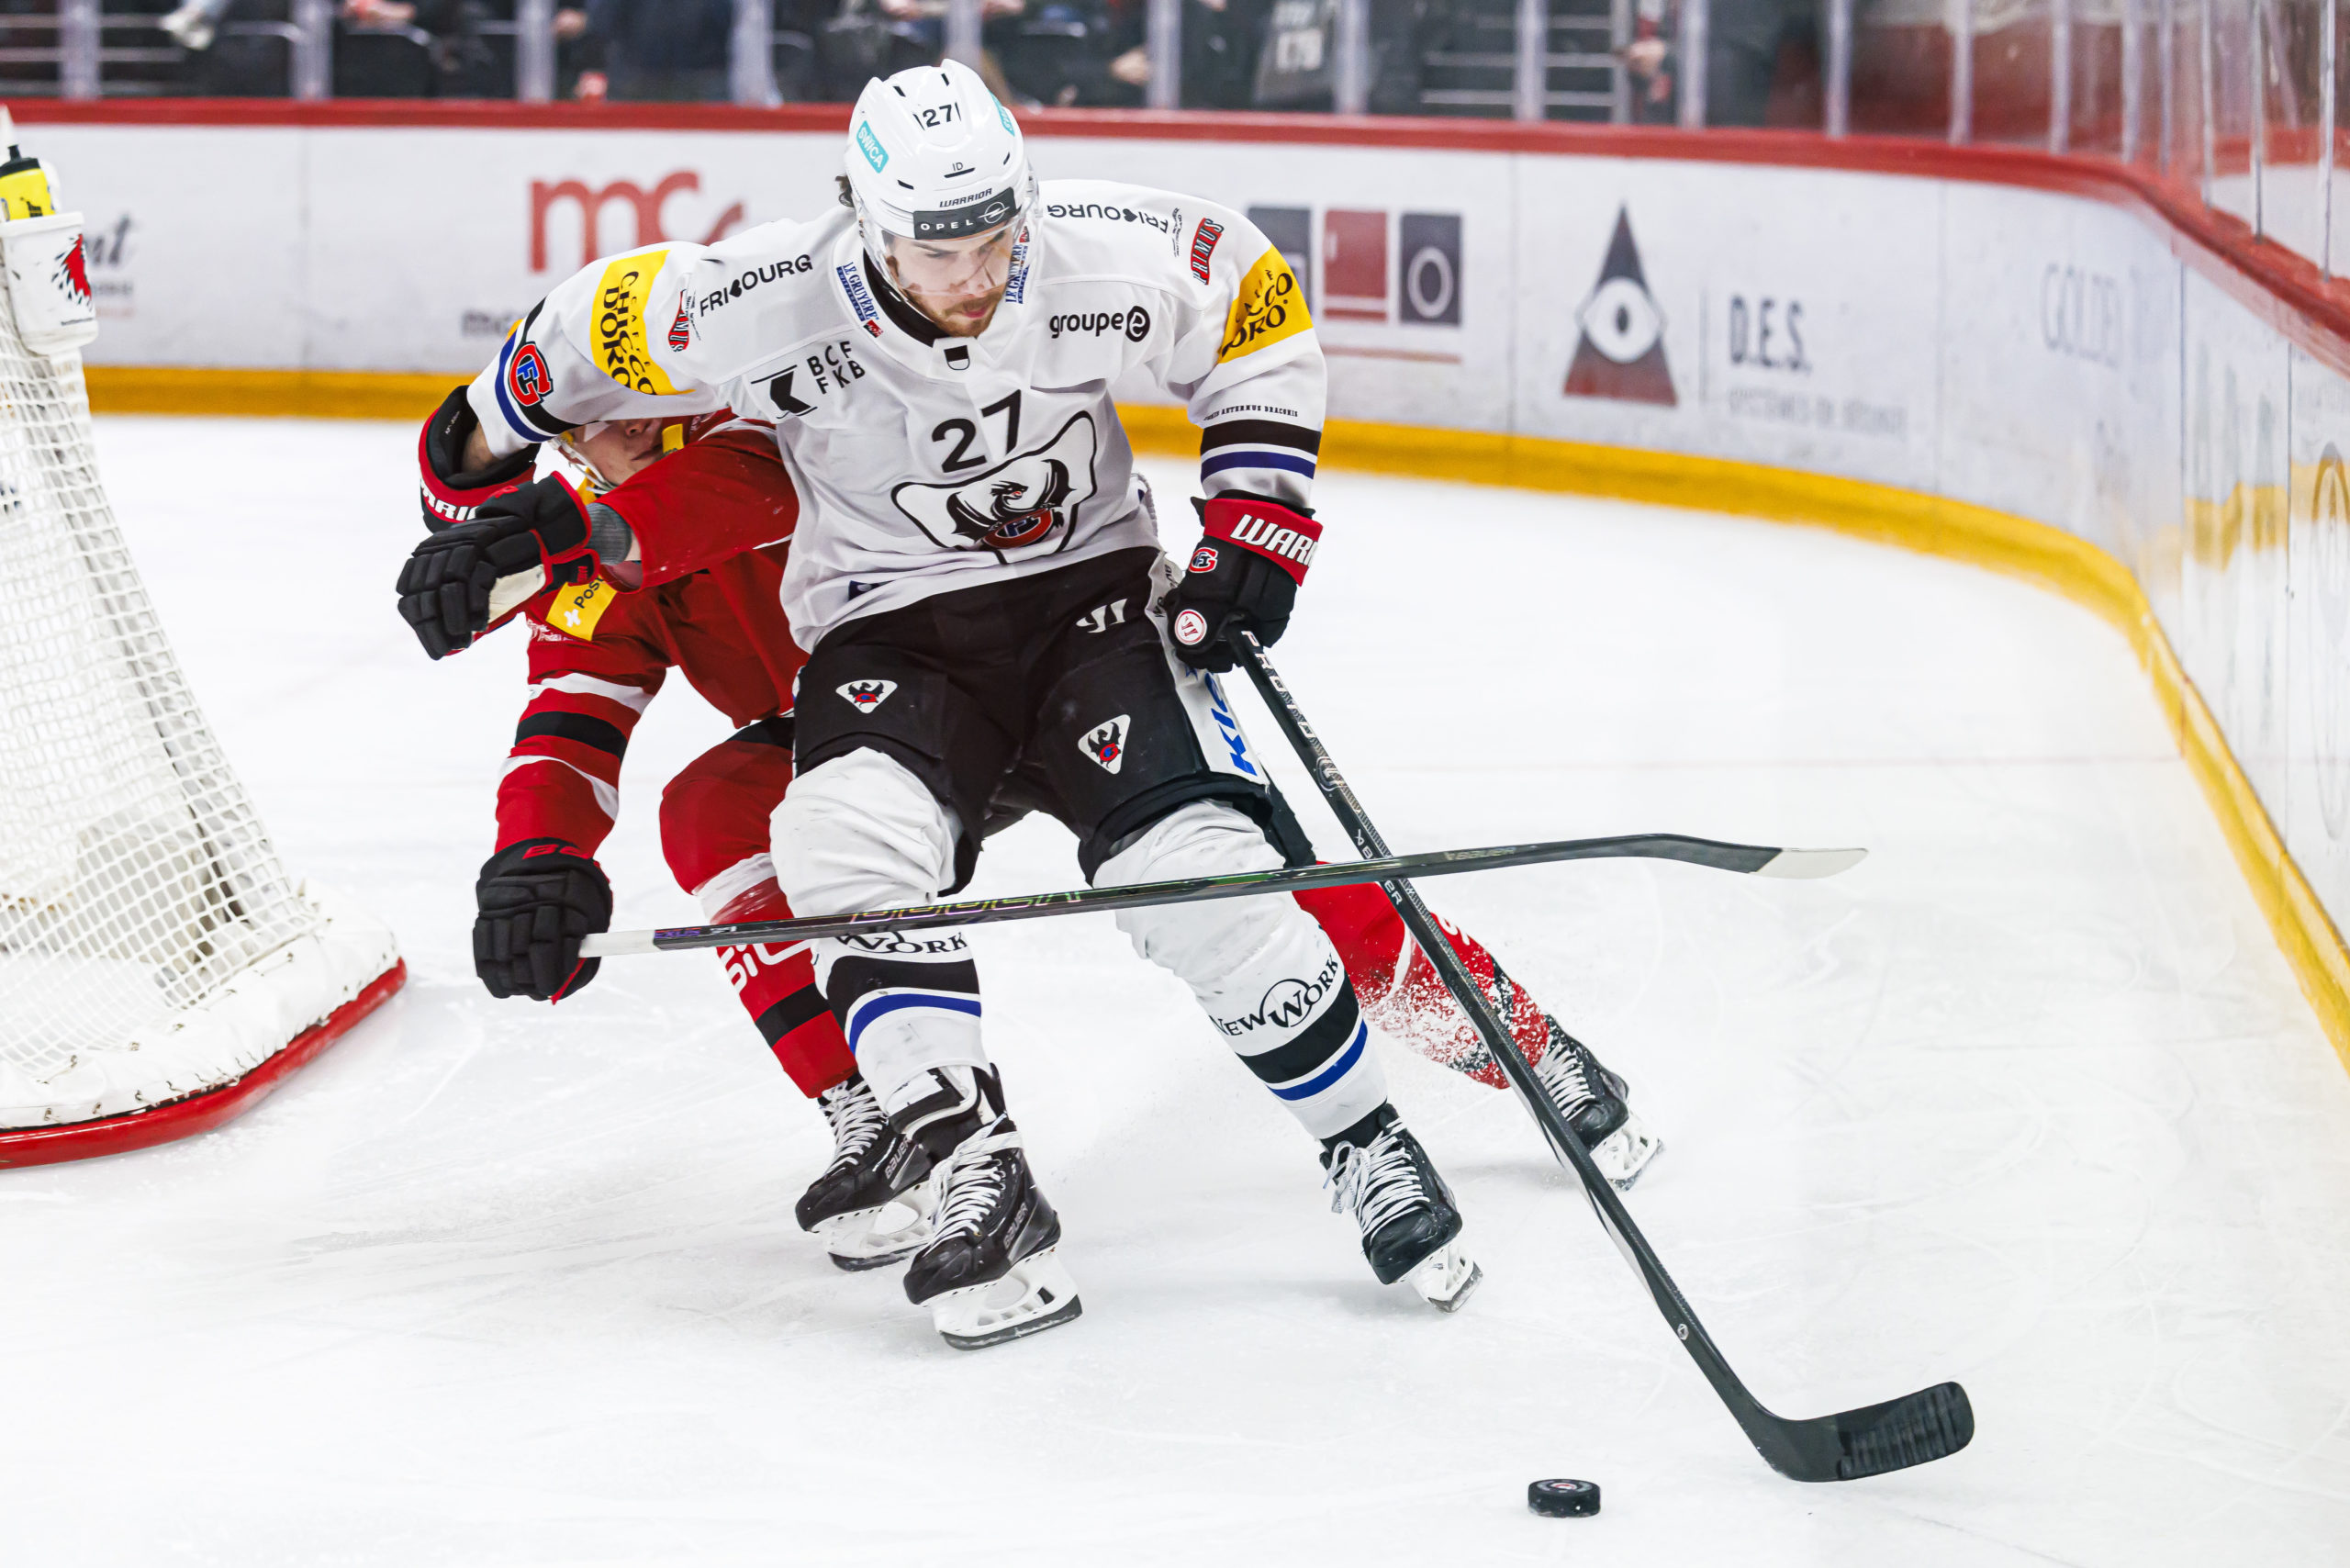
top-left (465, 180), bottom-right (1325, 649)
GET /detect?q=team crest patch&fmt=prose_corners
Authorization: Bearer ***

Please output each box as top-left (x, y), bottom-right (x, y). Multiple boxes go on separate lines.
top-left (667, 293), bottom-right (692, 353)
top-left (508, 343), bottom-right (550, 406)
top-left (1081, 715), bottom-right (1130, 775)
top-left (838, 679), bottom-right (898, 712)
top-left (890, 410), bottom-right (1100, 555)
top-left (1189, 544), bottom-right (1218, 573)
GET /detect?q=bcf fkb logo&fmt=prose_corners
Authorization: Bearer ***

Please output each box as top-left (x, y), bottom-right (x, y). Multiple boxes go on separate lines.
top-left (1246, 206), bottom-right (1462, 327)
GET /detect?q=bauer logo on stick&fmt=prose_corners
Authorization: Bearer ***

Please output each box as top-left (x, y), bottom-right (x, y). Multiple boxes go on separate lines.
top-left (838, 679), bottom-right (898, 712)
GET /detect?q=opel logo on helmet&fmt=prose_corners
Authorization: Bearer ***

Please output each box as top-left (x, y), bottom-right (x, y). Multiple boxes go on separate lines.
top-left (982, 201), bottom-right (1010, 223)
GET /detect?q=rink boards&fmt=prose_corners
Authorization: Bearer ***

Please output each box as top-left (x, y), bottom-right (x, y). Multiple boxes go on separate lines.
top-left (19, 107), bottom-right (2350, 1062)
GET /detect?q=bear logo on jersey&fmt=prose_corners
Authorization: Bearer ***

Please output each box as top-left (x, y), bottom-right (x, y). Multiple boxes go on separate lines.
top-left (1080, 715), bottom-right (1130, 775)
top-left (838, 679), bottom-right (898, 712)
top-left (890, 410), bottom-right (1101, 556)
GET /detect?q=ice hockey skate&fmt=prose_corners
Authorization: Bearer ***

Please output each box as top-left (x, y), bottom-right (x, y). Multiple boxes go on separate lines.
top-left (796, 1074), bottom-right (935, 1271)
top-left (1533, 1024), bottom-right (1664, 1191)
top-left (1324, 1109), bottom-right (1481, 1312)
top-left (902, 1109), bottom-right (1080, 1350)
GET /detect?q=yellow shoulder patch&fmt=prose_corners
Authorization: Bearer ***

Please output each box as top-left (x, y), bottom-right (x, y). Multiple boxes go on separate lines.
top-left (1218, 246), bottom-right (1313, 364)
top-left (543, 576), bottom-right (617, 640)
top-left (594, 250), bottom-right (682, 396)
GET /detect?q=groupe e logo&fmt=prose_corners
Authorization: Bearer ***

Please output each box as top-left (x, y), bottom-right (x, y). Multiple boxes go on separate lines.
top-left (1047, 307), bottom-right (1152, 342)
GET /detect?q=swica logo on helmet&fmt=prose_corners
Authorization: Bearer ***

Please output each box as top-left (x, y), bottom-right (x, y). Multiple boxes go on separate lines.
top-left (856, 123), bottom-right (889, 172)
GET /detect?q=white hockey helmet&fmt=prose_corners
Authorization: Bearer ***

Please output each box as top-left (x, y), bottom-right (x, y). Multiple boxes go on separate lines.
top-left (844, 62), bottom-right (1034, 277)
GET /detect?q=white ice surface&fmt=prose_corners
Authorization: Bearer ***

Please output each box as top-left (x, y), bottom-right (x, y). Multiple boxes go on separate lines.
top-left (6, 417), bottom-right (2350, 1565)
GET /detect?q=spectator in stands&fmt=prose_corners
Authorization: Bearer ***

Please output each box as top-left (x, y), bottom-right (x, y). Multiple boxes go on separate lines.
top-left (161, 0), bottom-right (234, 52)
top-left (332, 0), bottom-right (463, 97)
top-left (1082, 0), bottom-right (1265, 108)
top-left (1248, 0), bottom-right (1415, 113)
top-left (582, 0), bottom-right (734, 100)
top-left (1626, 0), bottom-right (1817, 126)
top-left (810, 0), bottom-right (938, 104)
top-left (428, 3), bottom-right (593, 97)
top-left (994, 0), bottom-right (1147, 107)
top-left (162, 0), bottom-right (303, 94)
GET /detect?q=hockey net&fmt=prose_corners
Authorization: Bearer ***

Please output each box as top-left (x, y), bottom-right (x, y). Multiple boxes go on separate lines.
top-left (0, 266), bottom-right (401, 1165)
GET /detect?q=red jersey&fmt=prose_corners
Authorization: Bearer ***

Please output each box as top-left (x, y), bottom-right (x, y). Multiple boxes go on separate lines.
top-left (491, 423), bottom-right (804, 854)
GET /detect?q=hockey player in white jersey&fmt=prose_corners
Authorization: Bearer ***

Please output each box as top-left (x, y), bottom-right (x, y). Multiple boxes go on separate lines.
top-left (407, 62), bottom-right (1494, 1346)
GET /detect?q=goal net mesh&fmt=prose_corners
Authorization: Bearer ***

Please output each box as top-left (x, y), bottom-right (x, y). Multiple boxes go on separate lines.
top-left (0, 264), bottom-right (397, 1138)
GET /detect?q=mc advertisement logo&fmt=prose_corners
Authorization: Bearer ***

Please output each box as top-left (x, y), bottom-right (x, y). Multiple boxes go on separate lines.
top-left (529, 173), bottom-right (744, 274)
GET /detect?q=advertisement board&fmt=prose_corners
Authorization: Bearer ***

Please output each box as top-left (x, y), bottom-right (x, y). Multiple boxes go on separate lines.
top-left (20, 110), bottom-right (2350, 979)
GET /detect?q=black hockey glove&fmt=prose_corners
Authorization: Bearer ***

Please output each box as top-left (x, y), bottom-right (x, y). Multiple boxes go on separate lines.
top-left (1164, 493), bottom-right (1323, 673)
top-left (474, 838), bottom-right (612, 1002)
top-left (417, 384), bottom-right (535, 531)
top-left (396, 476), bottom-right (596, 659)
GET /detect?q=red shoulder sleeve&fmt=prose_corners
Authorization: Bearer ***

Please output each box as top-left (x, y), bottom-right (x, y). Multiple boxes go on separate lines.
top-left (598, 426), bottom-right (798, 588)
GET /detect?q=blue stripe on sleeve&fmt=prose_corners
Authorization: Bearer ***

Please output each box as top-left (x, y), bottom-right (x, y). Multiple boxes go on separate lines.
top-left (488, 333), bottom-right (538, 445)
top-left (1200, 449), bottom-right (1318, 479)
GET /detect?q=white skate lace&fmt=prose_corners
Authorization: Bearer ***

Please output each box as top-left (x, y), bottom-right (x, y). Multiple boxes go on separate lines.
top-left (930, 1123), bottom-right (1021, 1240)
top-left (1535, 1037), bottom-right (1598, 1116)
top-left (1325, 1128), bottom-right (1430, 1238)
top-left (816, 1080), bottom-right (890, 1175)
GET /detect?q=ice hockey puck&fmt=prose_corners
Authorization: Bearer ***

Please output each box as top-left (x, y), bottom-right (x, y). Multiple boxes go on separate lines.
top-left (1527, 1479), bottom-right (1600, 1518)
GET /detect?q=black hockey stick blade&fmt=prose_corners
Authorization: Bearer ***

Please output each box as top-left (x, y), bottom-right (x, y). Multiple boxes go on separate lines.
top-left (579, 832), bottom-right (1864, 957)
top-left (1737, 1380), bottom-right (1976, 1482)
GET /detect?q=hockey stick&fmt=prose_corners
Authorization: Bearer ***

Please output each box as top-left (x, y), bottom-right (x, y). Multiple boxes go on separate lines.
top-left (1231, 633), bottom-right (1972, 1484)
top-left (579, 833), bottom-right (1863, 958)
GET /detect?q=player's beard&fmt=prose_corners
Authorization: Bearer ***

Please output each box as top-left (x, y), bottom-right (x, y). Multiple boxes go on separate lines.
top-left (903, 278), bottom-right (1006, 339)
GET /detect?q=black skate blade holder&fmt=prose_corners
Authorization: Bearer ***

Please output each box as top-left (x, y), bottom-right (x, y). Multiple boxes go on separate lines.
top-left (1231, 633), bottom-right (1974, 1484)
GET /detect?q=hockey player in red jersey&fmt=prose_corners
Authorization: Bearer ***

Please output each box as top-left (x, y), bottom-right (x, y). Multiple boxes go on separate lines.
top-left (404, 384), bottom-right (1663, 1291)
top-left (419, 402), bottom-right (940, 1270)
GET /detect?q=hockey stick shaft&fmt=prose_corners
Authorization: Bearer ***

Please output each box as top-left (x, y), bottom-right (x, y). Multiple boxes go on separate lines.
top-left (579, 831), bottom-right (1860, 958)
top-left (1232, 633), bottom-right (1966, 1483)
